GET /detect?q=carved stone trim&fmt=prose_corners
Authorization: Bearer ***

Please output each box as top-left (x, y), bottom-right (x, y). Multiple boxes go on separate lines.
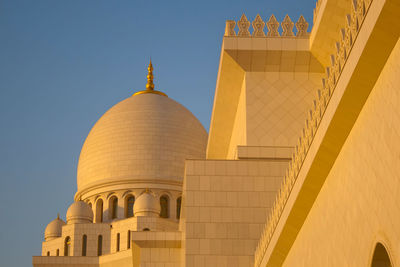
top-left (295, 15), bottom-right (309, 37)
top-left (313, 0), bottom-right (322, 25)
top-left (254, 0), bottom-right (373, 265)
top-left (281, 14), bottom-right (294, 37)
top-left (237, 14), bottom-right (251, 37)
top-left (252, 14), bottom-right (266, 37)
top-left (266, 15), bottom-right (280, 37)
top-left (225, 20), bottom-right (236, 37)
top-left (225, 14), bottom-right (311, 39)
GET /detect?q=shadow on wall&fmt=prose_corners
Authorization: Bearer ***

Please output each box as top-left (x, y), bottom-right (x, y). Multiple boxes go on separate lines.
top-left (371, 243), bottom-right (392, 267)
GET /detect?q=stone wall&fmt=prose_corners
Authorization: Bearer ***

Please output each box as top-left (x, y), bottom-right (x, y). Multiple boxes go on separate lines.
top-left (282, 38), bottom-right (400, 267)
top-left (181, 159), bottom-right (287, 267)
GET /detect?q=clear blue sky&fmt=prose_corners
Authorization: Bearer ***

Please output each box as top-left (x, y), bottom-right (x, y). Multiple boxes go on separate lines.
top-left (0, 0), bottom-right (315, 265)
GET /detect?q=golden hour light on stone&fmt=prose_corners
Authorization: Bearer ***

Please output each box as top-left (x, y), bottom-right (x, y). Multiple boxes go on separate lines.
top-left (33, 0), bottom-right (400, 266)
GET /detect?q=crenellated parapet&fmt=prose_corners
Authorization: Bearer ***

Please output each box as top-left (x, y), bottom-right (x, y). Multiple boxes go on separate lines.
top-left (225, 14), bottom-right (309, 38)
top-left (254, 0), bottom-right (372, 266)
top-left (313, 0), bottom-right (323, 25)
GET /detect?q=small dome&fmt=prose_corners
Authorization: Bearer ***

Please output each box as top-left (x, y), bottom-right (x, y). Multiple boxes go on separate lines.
top-left (66, 201), bottom-right (93, 224)
top-left (134, 190), bottom-right (161, 217)
top-left (44, 215), bottom-right (66, 241)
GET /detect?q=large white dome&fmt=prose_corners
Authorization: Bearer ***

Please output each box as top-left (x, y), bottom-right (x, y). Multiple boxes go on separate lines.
top-left (75, 92), bottom-right (208, 198)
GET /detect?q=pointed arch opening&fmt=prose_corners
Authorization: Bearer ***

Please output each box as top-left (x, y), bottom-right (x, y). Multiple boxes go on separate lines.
top-left (176, 196), bottom-right (182, 219)
top-left (64, 236), bottom-right (71, 256)
top-left (95, 199), bottom-right (103, 223)
top-left (127, 230), bottom-right (131, 249)
top-left (97, 235), bottom-right (103, 256)
top-left (125, 195), bottom-right (135, 218)
top-left (160, 194), bottom-right (169, 218)
top-left (371, 242), bottom-right (392, 267)
top-left (109, 196), bottom-right (118, 220)
top-left (116, 233), bottom-right (120, 252)
top-left (82, 235), bottom-right (87, 256)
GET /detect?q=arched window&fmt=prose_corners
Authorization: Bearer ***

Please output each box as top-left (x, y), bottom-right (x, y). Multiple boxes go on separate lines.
top-left (82, 235), bottom-right (87, 256)
top-left (116, 233), bottom-right (120, 252)
top-left (125, 195), bottom-right (135, 218)
top-left (64, 236), bottom-right (71, 256)
top-left (160, 195), bottom-right (169, 218)
top-left (127, 230), bottom-right (131, 249)
top-left (47, 251), bottom-right (50, 256)
top-left (97, 235), bottom-right (103, 256)
top-left (176, 196), bottom-right (182, 219)
top-left (109, 196), bottom-right (118, 220)
top-left (56, 249), bottom-right (59, 256)
top-left (371, 243), bottom-right (392, 267)
top-left (96, 199), bottom-right (103, 223)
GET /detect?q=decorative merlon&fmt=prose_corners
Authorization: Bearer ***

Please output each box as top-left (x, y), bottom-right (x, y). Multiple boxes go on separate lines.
top-left (254, 0), bottom-right (372, 266)
top-left (266, 15), bottom-right (280, 37)
top-left (238, 14), bottom-right (251, 37)
top-left (313, 0), bottom-right (323, 25)
top-left (252, 14), bottom-right (266, 37)
top-left (224, 14), bottom-right (310, 38)
top-left (225, 20), bottom-right (236, 37)
top-left (296, 15), bottom-right (309, 38)
top-left (281, 15), bottom-right (294, 37)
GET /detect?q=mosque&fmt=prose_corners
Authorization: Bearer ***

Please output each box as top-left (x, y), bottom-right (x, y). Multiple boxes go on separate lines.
top-left (33, 0), bottom-right (400, 266)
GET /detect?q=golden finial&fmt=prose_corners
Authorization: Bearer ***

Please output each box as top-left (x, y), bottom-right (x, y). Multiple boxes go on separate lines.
top-left (132, 59), bottom-right (167, 97)
top-left (146, 60), bottom-right (154, 91)
top-left (57, 213), bottom-right (60, 219)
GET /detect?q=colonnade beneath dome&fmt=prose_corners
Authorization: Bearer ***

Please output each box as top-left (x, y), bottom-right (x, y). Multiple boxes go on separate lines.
top-left (83, 189), bottom-right (182, 223)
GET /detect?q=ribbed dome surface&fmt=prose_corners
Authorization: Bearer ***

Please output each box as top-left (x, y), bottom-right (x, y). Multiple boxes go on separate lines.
top-left (76, 93), bottom-right (208, 195)
top-left (44, 216), bottom-right (66, 241)
top-left (66, 201), bottom-right (93, 224)
top-left (134, 191), bottom-right (161, 217)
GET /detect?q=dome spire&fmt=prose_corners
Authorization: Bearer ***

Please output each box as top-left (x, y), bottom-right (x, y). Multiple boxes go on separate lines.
top-left (146, 59), bottom-right (154, 91)
top-left (133, 60), bottom-right (167, 97)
